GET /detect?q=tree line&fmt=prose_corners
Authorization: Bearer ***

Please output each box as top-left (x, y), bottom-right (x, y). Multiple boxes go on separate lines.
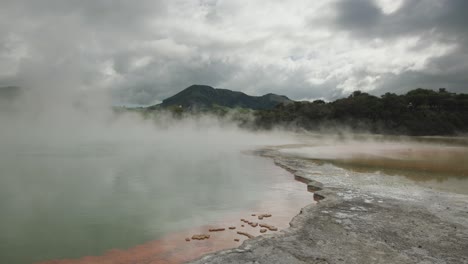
top-left (253, 88), bottom-right (468, 135)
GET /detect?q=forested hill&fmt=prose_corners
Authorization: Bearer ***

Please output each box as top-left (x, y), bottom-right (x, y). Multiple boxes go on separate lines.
top-left (144, 87), bottom-right (468, 136)
top-left (149, 84), bottom-right (293, 110)
top-left (254, 88), bottom-right (468, 136)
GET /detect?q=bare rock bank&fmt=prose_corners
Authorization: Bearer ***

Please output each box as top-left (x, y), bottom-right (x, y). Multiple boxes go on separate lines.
top-left (189, 148), bottom-right (468, 264)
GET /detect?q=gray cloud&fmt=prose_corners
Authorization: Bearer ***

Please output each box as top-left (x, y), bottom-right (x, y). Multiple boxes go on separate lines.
top-left (334, 0), bottom-right (382, 33)
top-left (0, 0), bottom-right (467, 106)
top-left (320, 0), bottom-right (468, 96)
top-left (112, 55), bottom-right (241, 105)
top-left (331, 0), bottom-right (468, 42)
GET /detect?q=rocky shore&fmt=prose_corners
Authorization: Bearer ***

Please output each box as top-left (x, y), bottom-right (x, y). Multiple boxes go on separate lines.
top-left (189, 147), bottom-right (468, 264)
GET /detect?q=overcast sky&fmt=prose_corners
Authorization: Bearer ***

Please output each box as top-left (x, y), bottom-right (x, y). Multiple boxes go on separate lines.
top-left (1, 0), bottom-right (467, 105)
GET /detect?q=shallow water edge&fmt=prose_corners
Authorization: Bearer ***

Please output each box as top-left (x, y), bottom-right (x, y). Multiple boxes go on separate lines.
top-left (189, 146), bottom-right (468, 264)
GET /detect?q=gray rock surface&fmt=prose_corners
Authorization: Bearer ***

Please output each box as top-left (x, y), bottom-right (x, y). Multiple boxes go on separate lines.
top-left (189, 148), bottom-right (468, 264)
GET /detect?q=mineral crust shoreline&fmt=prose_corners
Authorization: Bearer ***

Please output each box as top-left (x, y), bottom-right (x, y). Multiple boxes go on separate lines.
top-left (189, 147), bottom-right (468, 264)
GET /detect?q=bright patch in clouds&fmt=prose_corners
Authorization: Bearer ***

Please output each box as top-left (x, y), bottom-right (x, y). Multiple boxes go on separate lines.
top-left (375, 0), bottom-right (404, 14)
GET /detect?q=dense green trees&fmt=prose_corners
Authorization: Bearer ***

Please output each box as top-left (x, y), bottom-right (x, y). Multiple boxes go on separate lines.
top-left (143, 87), bottom-right (468, 136)
top-left (254, 88), bottom-right (468, 135)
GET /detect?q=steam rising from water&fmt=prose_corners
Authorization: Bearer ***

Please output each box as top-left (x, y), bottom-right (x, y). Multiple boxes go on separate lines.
top-left (0, 87), bottom-right (303, 263)
top-left (0, 86), bottom-right (294, 145)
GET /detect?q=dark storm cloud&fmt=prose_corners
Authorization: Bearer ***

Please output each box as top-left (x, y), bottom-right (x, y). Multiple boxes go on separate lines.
top-left (334, 0), bottom-right (382, 33)
top-left (333, 0), bottom-right (468, 41)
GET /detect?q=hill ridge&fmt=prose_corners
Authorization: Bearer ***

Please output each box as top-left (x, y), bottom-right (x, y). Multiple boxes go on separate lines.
top-left (152, 84), bottom-right (293, 110)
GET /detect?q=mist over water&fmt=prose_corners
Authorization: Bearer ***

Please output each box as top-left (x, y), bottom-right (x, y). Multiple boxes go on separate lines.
top-left (0, 141), bottom-right (298, 263)
top-left (0, 89), bottom-right (302, 263)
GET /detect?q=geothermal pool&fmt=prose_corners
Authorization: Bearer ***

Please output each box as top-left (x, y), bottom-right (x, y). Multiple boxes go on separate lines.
top-left (0, 140), bottom-right (313, 264)
top-left (3, 133), bottom-right (467, 264)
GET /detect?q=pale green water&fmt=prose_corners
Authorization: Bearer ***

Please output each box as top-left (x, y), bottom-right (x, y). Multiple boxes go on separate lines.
top-left (0, 140), bottom-right (298, 263)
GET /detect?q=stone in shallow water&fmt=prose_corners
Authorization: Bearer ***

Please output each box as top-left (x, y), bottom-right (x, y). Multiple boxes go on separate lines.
top-left (237, 231), bottom-right (255, 239)
top-left (250, 222), bottom-right (258, 227)
top-left (209, 228), bottom-right (225, 232)
top-left (191, 234), bottom-right (210, 240)
top-left (259, 223), bottom-right (278, 231)
top-left (258, 213), bottom-right (272, 220)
